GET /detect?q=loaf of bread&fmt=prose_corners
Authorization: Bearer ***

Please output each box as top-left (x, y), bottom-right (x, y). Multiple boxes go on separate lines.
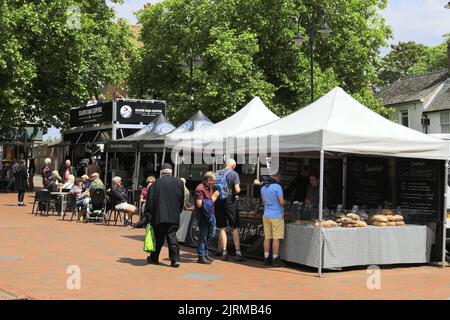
top-left (394, 215), bottom-right (404, 222)
top-left (341, 217), bottom-right (354, 224)
top-left (372, 215), bottom-right (388, 223)
top-left (387, 222), bottom-right (396, 226)
top-left (355, 220), bottom-right (368, 227)
top-left (386, 215), bottom-right (396, 222)
top-left (373, 221), bottom-right (387, 227)
top-left (322, 220), bottom-right (337, 228)
top-left (395, 221), bottom-right (405, 226)
top-left (346, 213), bottom-right (360, 220)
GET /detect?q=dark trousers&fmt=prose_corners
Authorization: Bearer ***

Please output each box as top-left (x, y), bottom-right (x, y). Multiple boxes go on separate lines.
top-left (150, 223), bottom-right (180, 263)
top-left (197, 211), bottom-right (216, 258)
top-left (18, 191), bottom-right (25, 203)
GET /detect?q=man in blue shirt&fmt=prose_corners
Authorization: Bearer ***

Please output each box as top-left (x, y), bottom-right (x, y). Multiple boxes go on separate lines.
top-left (261, 173), bottom-right (285, 267)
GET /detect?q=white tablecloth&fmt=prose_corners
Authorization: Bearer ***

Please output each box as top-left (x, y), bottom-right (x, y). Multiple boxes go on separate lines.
top-left (280, 224), bottom-right (434, 269)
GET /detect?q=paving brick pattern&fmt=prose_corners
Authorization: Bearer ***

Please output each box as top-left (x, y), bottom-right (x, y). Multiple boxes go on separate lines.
top-left (0, 193), bottom-right (449, 300)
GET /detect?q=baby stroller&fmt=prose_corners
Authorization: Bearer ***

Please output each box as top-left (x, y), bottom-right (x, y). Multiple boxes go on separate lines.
top-left (86, 189), bottom-right (107, 223)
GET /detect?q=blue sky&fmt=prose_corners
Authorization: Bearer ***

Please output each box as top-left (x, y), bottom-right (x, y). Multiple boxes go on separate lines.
top-left (43, 0), bottom-right (450, 140)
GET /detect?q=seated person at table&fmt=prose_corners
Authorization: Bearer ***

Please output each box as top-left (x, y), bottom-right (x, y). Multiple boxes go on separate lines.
top-left (110, 176), bottom-right (138, 226)
top-left (88, 173), bottom-right (105, 193)
top-left (140, 176), bottom-right (156, 201)
top-left (62, 175), bottom-right (75, 190)
top-left (70, 178), bottom-right (89, 208)
top-left (304, 172), bottom-right (326, 208)
top-left (47, 171), bottom-right (62, 192)
top-left (81, 175), bottom-right (91, 191)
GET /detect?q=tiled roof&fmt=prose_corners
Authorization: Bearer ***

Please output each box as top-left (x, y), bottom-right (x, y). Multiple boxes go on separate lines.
top-left (424, 78), bottom-right (450, 112)
top-left (376, 70), bottom-right (448, 106)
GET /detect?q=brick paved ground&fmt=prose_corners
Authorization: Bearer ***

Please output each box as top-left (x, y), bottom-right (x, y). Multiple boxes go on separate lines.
top-left (0, 192), bottom-right (449, 300)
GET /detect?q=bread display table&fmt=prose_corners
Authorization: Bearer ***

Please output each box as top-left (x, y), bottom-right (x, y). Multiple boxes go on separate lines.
top-left (280, 224), bottom-right (434, 269)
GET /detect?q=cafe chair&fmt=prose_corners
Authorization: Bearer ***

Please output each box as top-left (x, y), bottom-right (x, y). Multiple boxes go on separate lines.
top-left (106, 198), bottom-right (127, 226)
top-left (32, 189), bottom-right (44, 215)
top-left (37, 190), bottom-right (56, 216)
top-left (62, 194), bottom-right (84, 222)
top-left (87, 189), bottom-right (107, 223)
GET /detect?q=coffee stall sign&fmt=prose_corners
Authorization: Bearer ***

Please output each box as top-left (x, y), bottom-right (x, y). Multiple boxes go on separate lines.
top-left (69, 102), bottom-right (113, 127)
top-left (347, 157), bottom-right (389, 207)
top-left (396, 159), bottom-right (442, 218)
top-left (116, 101), bottom-right (166, 124)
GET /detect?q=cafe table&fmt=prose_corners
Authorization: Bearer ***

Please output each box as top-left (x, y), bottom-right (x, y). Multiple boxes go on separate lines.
top-left (50, 191), bottom-right (71, 217)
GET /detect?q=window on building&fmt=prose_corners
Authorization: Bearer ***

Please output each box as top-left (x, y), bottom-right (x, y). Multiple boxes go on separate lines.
top-left (440, 111), bottom-right (450, 133)
top-left (399, 110), bottom-right (409, 127)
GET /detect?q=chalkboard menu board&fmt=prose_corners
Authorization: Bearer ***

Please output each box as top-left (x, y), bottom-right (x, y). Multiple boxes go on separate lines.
top-left (396, 159), bottom-right (443, 219)
top-left (347, 157), bottom-right (390, 208)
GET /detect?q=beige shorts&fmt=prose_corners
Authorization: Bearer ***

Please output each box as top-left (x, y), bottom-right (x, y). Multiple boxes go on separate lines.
top-left (115, 202), bottom-right (135, 211)
top-left (263, 218), bottom-right (285, 240)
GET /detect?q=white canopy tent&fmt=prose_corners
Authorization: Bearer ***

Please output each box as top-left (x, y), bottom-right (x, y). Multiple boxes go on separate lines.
top-left (233, 87), bottom-right (448, 276)
top-left (165, 96), bottom-right (280, 151)
top-left (234, 87), bottom-right (449, 159)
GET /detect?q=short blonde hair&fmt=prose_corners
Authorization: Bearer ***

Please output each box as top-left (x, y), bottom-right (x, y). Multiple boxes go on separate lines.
top-left (146, 176), bottom-right (156, 184)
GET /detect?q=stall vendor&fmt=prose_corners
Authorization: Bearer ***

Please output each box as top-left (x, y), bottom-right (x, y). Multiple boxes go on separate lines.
top-left (304, 172), bottom-right (326, 208)
top-left (285, 164), bottom-right (310, 202)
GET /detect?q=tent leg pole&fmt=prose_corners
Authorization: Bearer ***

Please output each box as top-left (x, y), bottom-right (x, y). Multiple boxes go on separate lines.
top-left (318, 149), bottom-right (325, 278)
top-left (154, 153), bottom-right (157, 172)
top-left (136, 152), bottom-right (141, 191)
top-left (342, 156), bottom-right (347, 209)
top-left (161, 147), bottom-right (166, 165)
top-left (443, 161), bottom-right (448, 267)
top-left (174, 153), bottom-right (178, 177)
top-left (104, 152), bottom-right (108, 185)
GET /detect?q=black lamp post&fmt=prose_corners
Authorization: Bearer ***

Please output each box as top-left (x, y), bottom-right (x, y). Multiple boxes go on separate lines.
top-left (182, 49), bottom-right (203, 114)
top-left (293, 5), bottom-right (331, 103)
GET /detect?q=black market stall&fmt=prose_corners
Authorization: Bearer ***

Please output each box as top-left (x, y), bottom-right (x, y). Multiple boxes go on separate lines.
top-left (164, 97), bottom-right (280, 257)
top-left (105, 113), bottom-right (175, 189)
top-left (172, 87), bottom-right (449, 275)
top-left (64, 99), bottom-right (166, 187)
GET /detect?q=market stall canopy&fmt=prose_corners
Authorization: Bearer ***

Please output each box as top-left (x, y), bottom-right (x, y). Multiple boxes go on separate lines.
top-left (233, 87), bottom-right (448, 160)
top-left (121, 113), bottom-right (176, 141)
top-left (170, 110), bottom-right (214, 135)
top-left (165, 96), bottom-right (279, 150)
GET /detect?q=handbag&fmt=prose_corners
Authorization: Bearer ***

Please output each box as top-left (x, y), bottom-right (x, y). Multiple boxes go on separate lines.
top-left (143, 224), bottom-right (156, 253)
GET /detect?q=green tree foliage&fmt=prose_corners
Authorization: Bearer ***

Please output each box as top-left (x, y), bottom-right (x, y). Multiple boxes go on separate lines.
top-left (411, 40), bottom-right (449, 75)
top-left (130, 0), bottom-right (392, 123)
top-left (0, 0), bottom-right (137, 131)
top-left (377, 41), bottom-right (428, 86)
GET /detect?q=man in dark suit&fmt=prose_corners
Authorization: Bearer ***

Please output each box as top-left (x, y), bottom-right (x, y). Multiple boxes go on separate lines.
top-left (144, 163), bottom-right (184, 268)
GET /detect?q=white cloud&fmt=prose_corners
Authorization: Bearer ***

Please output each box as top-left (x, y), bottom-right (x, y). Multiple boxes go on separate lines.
top-left (381, 0), bottom-right (450, 50)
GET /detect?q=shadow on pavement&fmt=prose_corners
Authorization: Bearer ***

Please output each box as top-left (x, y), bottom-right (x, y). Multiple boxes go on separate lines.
top-left (117, 257), bottom-right (148, 267)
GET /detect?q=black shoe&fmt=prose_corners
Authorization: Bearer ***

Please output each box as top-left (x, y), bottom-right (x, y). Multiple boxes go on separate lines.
top-left (221, 252), bottom-right (229, 261)
top-left (197, 257), bottom-right (212, 265)
top-left (171, 261), bottom-right (181, 268)
top-left (271, 257), bottom-right (284, 268)
top-left (133, 220), bottom-right (147, 229)
top-left (205, 256), bottom-right (214, 263)
top-left (263, 257), bottom-right (272, 266)
top-left (235, 254), bottom-right (246, 262)
top-left (147, 256), bottom-right (159, 265)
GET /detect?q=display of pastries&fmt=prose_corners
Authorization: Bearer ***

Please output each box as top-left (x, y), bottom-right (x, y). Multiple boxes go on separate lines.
top-left (373, 221), bottom-right (387, 227)
top-left (372, 215), bottom-right (388, 223)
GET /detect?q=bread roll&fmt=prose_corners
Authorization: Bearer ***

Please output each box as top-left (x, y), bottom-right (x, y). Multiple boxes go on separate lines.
top-left (373, 221), bottom-right (387, 227)
top-left (395, 221), bottom-right (405, 226)
top-left (341, 217), bottom-right (353, 224)
top-left (355, 220), bottom-right (368, 227)
top-left (372, 215), bottom-right (388, 223)
top-left (346, 213), bottom-right (360, 220)
top-left (386, 215), bottom-right (396, 222)
top-left (394, 215), bottom-right (404, 222)
top-left (387, 222), bottom-right (396, 226)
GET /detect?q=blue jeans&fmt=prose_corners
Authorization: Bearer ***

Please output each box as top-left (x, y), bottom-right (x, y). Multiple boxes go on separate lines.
top-left (197, 210), bottom-right (216, 258)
